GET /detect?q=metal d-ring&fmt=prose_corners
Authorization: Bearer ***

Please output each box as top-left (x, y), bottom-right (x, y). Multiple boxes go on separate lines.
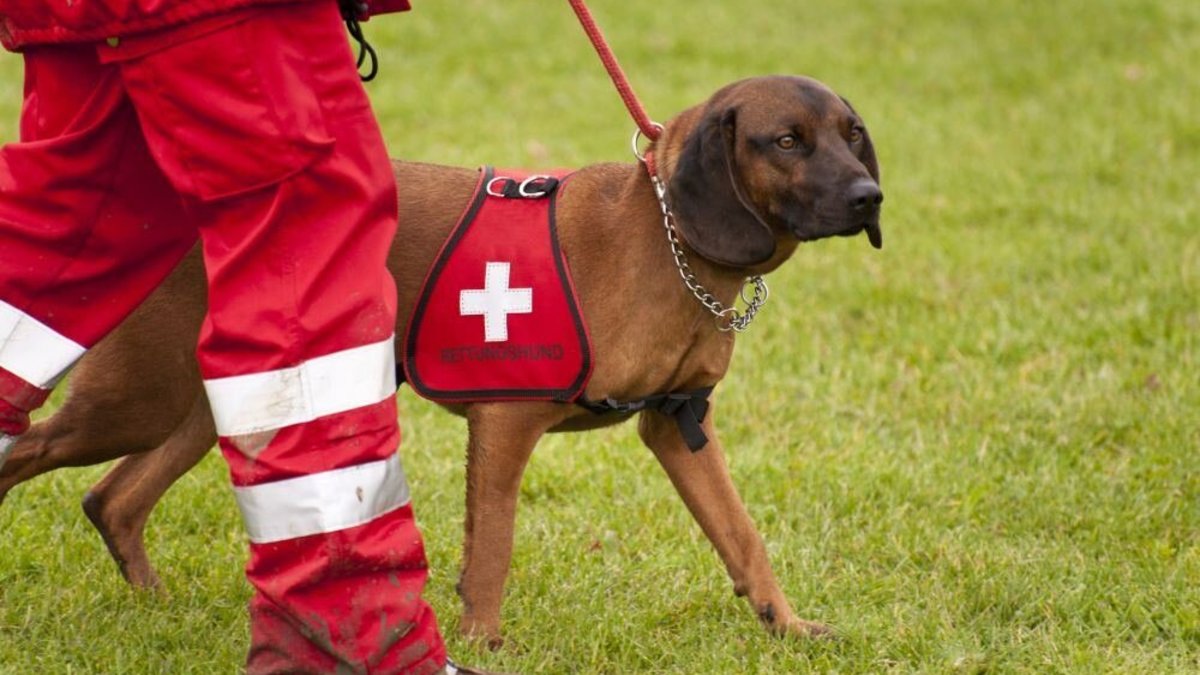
top-left (486, 176), bottom-right (511, 198)
top-left (631, 123), bottom-right (665, 163)
top-left (518, 175), bottom-right (554, 198)
top-left (486, 175), bottom-right (557, 199)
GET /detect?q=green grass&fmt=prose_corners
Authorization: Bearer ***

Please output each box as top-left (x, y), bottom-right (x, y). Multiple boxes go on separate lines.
top-left (2, 0), bottom-right (1199, 672)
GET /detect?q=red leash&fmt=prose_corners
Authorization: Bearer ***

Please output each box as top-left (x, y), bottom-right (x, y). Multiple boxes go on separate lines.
top-left (567, 0), bottom-right (663, 150)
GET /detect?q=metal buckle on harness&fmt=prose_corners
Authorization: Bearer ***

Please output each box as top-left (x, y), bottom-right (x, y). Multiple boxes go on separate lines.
top-left (485, 175), bottom-right (559, 199)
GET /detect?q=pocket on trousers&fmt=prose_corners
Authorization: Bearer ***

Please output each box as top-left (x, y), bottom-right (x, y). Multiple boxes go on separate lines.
top-left (119, 13), bottom-right (336, 201)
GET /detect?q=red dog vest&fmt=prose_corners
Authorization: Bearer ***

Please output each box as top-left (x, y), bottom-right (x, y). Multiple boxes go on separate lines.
top-left (403, 167), bottom-right (594, 403)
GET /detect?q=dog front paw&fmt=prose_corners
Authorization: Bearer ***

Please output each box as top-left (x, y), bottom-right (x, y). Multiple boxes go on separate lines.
top-left (781, 617), bottom-right (835, 639)
top-left (459, 617), bottom-right (505, 651)
top-left (758, 602), bottom-right (834, 639)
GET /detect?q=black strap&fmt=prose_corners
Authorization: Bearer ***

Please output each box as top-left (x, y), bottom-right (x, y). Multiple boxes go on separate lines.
top-left (340, 1), bottom-right (379, 82)
top-left (578, 387), bottom-right (714, 452)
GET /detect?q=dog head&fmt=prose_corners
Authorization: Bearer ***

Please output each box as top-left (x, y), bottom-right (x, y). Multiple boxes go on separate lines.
top-left (660, 76), bottom-right (882, 270)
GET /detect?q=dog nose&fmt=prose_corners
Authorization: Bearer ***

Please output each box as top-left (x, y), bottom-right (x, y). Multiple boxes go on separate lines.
top-left (847, 179), bottom-right (883, 213)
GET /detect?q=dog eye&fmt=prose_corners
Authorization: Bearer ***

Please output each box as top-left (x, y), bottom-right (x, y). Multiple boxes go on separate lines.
top-left (848, 126), bottom-right (864, 144)
top-left (775, 135), bottom-right (799, 150)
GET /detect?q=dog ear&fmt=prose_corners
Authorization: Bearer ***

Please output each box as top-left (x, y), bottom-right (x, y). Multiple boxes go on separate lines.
top-left (667, 109), bottom-right (777, 268)
top-left (856, 119), bottom-right (883, 249)
top-left (840, 96), bottom-right (881, 183)
top-left (841, 96), bottom-right (883, 249)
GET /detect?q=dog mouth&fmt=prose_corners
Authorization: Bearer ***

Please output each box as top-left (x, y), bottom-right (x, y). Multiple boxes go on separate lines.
top-left (790, 219), bottom-right (883, 249)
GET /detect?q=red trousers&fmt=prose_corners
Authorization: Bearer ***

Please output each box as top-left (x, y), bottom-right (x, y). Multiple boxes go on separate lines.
top-left (0, 3), bottom-right (445, 672)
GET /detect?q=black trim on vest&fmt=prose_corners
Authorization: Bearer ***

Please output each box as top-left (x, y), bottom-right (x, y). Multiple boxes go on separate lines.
top-left (404, 167), bottom-right (493, 399)
top-left (548, 180), bottom-right (594, 400)
top-left (577, 387), bottom-right (714, 452)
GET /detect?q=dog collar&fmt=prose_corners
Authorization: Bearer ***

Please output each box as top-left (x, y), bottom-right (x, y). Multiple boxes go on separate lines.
top-left (638, 157), bottom-right (768, 331)
top-left (636, 146), bottom-right (769, 334)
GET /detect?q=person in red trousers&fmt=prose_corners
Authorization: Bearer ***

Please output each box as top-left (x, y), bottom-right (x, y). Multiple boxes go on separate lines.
top-left (0, 2), bottom-right (490, 672)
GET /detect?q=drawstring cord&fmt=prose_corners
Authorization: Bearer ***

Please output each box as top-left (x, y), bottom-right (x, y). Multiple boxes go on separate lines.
top-left (340, 1), bottom-right (379, 82)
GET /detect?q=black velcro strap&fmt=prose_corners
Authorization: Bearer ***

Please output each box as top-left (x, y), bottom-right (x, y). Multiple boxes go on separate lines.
top-left (578, 386), bottom-right (714, 452)
top-left (654, 389), bottom-right (711, 452)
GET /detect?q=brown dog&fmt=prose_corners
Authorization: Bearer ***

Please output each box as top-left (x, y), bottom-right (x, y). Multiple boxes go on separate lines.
top-left (0, 75), bottom-right (881, 643)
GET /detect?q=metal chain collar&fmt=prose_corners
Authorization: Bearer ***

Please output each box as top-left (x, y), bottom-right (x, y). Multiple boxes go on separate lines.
top-left (647, 173), bottom-right (769, 333)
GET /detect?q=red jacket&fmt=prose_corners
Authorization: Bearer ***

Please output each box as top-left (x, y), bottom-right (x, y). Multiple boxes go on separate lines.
top-left (0, 0), bottom-right (410, 50)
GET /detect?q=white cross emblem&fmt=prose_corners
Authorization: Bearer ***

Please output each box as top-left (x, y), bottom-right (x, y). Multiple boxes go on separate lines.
top-left (459, 262), bottom-right (533, 343)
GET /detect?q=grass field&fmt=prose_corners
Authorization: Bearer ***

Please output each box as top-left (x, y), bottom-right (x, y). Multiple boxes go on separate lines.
top-left (2, 1), bottom-right (1198, 672)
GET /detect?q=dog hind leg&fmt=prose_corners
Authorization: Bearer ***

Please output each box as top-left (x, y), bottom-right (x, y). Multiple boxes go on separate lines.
top-left (0, 401), bottom-right (173, 506)
top-left (0, 421), bottom-right (73, 505)
top-left (81, 393), bottom-right (216, 589)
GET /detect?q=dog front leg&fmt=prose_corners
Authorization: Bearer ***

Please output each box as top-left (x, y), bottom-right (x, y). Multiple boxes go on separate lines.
top-left (457, 403), bottom-right (552, 648)
top-left (638, 406), bottom-right (832, 638)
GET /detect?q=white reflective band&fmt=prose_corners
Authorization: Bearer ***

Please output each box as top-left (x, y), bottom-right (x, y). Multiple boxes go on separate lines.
top-left (0, 434), bottom-right (14, 470)
top-left (234, 453), bottom-right (410, 544)
top-left (204, 337), bottom-right (397, 437)
top-left (0, 300), bottom-right (86, 388)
